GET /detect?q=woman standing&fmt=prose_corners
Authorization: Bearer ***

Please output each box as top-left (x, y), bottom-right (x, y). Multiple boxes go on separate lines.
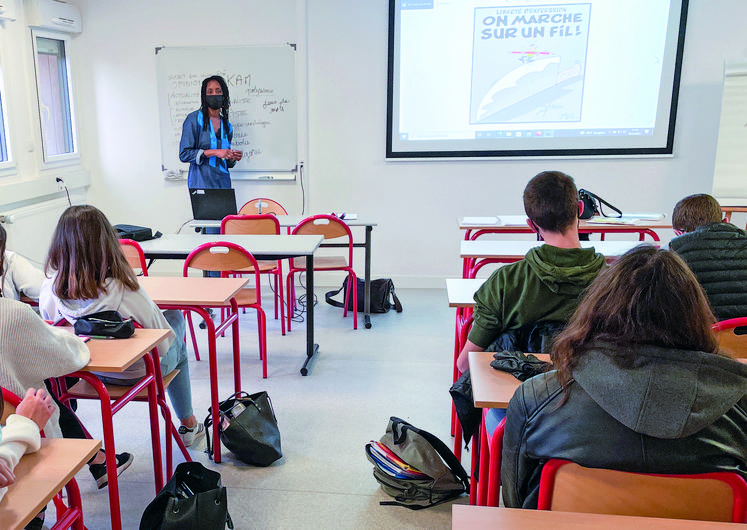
top-left (501, 245), bottom-right (747, 508)
top-left (179, 75), bottom-right (243, 189)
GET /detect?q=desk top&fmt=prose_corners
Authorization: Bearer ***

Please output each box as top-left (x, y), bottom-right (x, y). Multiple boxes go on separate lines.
top-left (452, 505), bottom-right (738, 529)
top-left (190, 215), bottom-right (378, 230)
top-left (139, 276), bottom-right (248, 306)
top-left (139, 233), bottom-right (323, 259)
top-left (461, 240), bottom-right (650, 260)
top-left (83, 328), bottom-right (172, 372)
top-left (0, 438), bottom-right (101, 529)
top-left (469, 350), bottom-right (551, 408)
top-left (460, 216), bottom-right (672, 231)
top-left (446, 278), bottom-right (486, 307)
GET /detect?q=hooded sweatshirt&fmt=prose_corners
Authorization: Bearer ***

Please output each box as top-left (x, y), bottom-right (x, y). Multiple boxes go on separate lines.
top-left (39, 276), bottom-right (175, 382)
top-left (502, 341), bottom-right (747, 508)
top-left (468, 245), bottom-right (606, 348)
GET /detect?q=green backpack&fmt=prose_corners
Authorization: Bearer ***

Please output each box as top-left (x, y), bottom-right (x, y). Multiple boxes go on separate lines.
top-left (365, 417), bottom-right (470, 510)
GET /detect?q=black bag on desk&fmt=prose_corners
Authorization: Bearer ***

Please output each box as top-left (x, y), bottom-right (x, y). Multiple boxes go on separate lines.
top-left (139, 462), bottom-right (233, 530)
top-left (114, 223), bottom-right (161, 242)
top-left (365, 416), bottom-right (469, 510)
top-left (325, 277), bottom-right (403, 313)
top-left (204, 391), bottom-right (283, 467)
top-left (73, 310), bottom-right (135, 339)
top-left (578, 189), bottom-right (622, 219)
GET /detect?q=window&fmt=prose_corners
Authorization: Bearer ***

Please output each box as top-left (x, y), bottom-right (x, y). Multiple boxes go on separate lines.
top-left (0, 68), bottom-right (10, 165)
top-left (32, 32), bottom-right (77, 161)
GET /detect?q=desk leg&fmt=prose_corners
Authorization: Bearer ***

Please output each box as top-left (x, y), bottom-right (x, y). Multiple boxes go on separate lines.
top-left (364, 225), bottom-right (372, 329)
top-left (300, 254), bottom-right (319, 375)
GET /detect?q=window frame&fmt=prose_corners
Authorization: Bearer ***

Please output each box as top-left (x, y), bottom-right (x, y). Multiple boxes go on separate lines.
top-left (30, 28), bottom-right (79, 165)
top-left (0, 63), bottom-right (13, 172)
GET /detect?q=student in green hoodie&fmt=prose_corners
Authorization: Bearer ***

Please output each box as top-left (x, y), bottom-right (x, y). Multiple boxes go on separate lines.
top-left (456, 171), bottom-right (606, 373)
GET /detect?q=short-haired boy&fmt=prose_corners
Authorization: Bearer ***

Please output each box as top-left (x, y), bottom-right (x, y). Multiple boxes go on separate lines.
top-left (456, 171), bottom-right (606, 372)
top-left (670, 193), bottom-right (747, 320)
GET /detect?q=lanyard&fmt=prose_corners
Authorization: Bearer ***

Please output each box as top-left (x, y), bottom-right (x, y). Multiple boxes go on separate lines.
top-left (196, 111), bottom-right (232, 174)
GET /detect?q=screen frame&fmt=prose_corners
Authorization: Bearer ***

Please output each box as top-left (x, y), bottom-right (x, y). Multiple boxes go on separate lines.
top-left (386, 0), bottom-right (690, 160)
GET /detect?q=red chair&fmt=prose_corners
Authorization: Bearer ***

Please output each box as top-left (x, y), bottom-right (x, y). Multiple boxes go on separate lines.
top-left (183, 242), bottom-right (268, 378)
top-left (713, 317), bottom-right (747, 358)
top-left (537, 459), bottom-right (747, 522)
top-left (118, 239), bottom-right (148, 276)
top-left (239, 198), bottom-right (288, 216)
top-left (221, 214), bottom-right (285, 335)
top-left (287, 215), bottom-right (358, 330)
top-left (2, 388), bottom-right (87, 530)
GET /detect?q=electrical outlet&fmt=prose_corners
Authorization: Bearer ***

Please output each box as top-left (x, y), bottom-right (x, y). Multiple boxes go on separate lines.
top-left (56, 179), bottom-right (65, 191)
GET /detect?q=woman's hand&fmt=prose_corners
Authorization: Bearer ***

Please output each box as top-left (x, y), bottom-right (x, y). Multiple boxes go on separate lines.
top-left (229, 149), bottom-right (243, 162)
top-left (207, 148), bottom-right (233, 160)
top-left (15, 388), bottom-right (55, 430)
top-left (0, 460), bottom-right (15, 487)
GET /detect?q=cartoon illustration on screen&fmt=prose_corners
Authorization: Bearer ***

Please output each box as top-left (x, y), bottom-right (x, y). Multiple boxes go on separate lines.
top-left (470, 4), bottom-right (591, 124)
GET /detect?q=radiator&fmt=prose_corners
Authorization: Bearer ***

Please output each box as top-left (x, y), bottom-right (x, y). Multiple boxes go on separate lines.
top-left (0, 198), bottom-right (70, 266)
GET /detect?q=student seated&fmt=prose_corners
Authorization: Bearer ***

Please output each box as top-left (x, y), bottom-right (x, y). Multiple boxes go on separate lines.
top-left (669, 193), bottom-right (747, 320)
top-left (456, 170), bottom-right (606, 373)
top-left (0, 388), bottom-right (55, 530)
top-left (0, 224), bottom-right (45, 301)
top-left (39, 205), bottom-right (205, 447)
top-left (0, 296), bottom-right (132, 491)
top-left (501, 246), bottom-right (747, 508)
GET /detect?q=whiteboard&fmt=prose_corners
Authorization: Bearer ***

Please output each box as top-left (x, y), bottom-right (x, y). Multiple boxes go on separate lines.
top-left (712, 60), bottom-right (747, 205)
top-left (155, 45), bottom-right (297, 176)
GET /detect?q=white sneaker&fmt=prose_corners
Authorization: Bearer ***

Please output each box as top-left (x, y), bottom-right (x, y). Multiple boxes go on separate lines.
top-left (178, 423), bottom-right (205, 447)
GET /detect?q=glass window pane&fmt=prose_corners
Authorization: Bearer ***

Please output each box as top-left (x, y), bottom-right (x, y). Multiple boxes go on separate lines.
top-left (35, 36), bottom-right (75, 158)
top-left (0, 90), bottom-right (7, 163)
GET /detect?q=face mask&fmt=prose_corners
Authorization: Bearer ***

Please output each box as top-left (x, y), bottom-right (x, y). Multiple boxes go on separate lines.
top-left (206, 95), bottom-right (224, 110)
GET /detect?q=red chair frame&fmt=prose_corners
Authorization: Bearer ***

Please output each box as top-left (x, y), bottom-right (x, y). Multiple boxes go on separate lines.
top-left (183, 241), bottom-right (268, 378)
top-left (221, 214), bottom-right (285, 336)
top-left (118, 239), bottom-right (149, 276)
top-left (538, 459), bottom-right (747, 523)
top-left (287, 215), bottom-right (358, 330)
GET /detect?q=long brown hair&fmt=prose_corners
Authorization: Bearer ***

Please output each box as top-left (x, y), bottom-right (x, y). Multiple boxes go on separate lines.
top-left (45, 205), bottom-right (138, 300)
top-left (553, 245), bottom-right (719, 390)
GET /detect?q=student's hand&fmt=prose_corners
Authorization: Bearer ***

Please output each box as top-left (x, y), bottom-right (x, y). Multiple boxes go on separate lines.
top-left (0, 460), bottom-right (15, 487)
top-left (15, 388), bottom-right (55, 430)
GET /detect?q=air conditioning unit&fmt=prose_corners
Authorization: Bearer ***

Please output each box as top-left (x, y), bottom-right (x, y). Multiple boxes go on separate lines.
top-left (24, 0), bottom-right (81, 33)
top-left (0, 0), bottom-right (19, 21)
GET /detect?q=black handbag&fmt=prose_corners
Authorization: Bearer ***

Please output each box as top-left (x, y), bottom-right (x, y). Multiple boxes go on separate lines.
top-left (73, 310), bottom-right (135, 339)
top-left (578, 188), bottom-right (622, 219)
top-left (204, 391), bottom-right (283, 467)
top-left (325, 277), bottom-right (403, 314)
top-left (139, 462), bottom-right (233, 530)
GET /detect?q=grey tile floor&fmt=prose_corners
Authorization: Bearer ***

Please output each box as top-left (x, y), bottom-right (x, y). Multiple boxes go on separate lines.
top-left (47, 287), bottom-right (470, 529)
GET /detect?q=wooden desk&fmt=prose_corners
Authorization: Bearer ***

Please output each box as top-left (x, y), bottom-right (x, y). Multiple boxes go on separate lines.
top-left (447, 278), bottom-right (486, 308)
top-left (0, 438), bottom-right (101, 530)
top-left (452, 505), bottom-right (739, 529)
top-left (139, 234), bottom-right (324, 375)
top-left (461, 240), bottom-right (651, 278)
top-left (59, 329), bottom-right (171, 530)
top-left (460, 216), bottom-right (672, 242)
top-left (138, 277), bottom-right (247, 464)
top-left (469, 350), bottom-right (550, 408)
top-left (189, 216), bottom-right (380, 328)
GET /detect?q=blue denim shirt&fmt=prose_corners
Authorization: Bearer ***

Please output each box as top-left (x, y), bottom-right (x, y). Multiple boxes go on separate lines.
top-left (179, 109), bottom-right (234, 189)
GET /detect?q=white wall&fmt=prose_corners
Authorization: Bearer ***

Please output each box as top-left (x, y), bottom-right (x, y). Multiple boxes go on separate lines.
top-left (62, 0), bottom-right (747, 286)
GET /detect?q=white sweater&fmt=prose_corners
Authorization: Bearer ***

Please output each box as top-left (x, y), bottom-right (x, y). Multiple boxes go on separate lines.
top-left (0, 414), bottom-right (41, 502)
top-left (1, 251), bottom-right (45, 301)
top-left (39, 276), bottom-right (175, 381)
top-left (0, 298), bottom-right (90, 438)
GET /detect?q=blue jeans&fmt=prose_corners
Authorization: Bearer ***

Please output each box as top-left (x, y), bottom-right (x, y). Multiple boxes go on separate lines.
top-left (97, 310), bottom-right (194, 421)
top-left (485, 408), bottom-right (506, 438)
top-left (160, 310), bottom-right (194, 420)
